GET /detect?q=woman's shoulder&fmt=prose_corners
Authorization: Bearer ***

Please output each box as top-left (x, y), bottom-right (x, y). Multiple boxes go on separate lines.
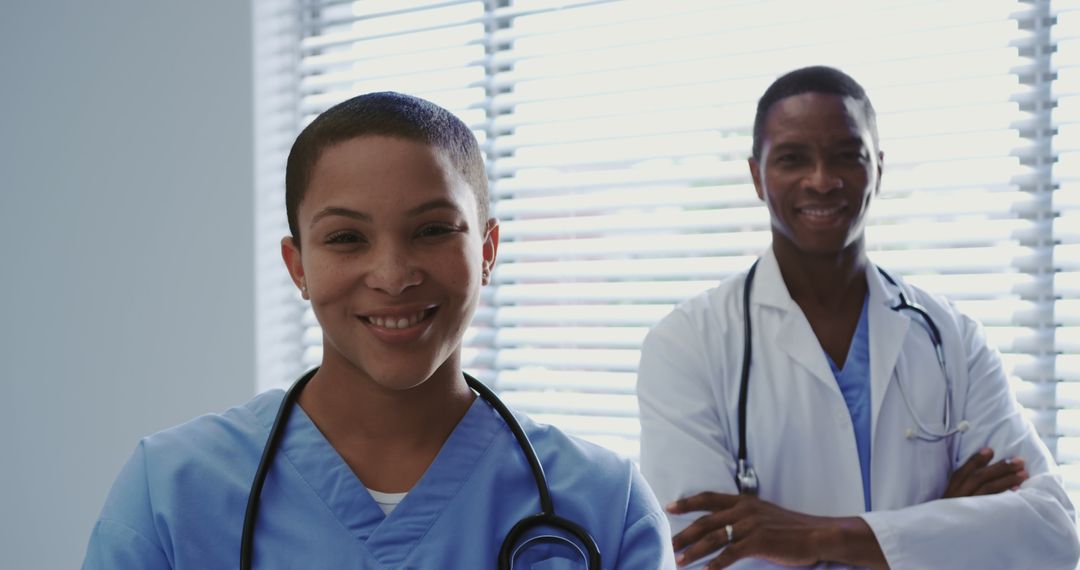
top-left (518, 416), bottom-right (657, 501)
top-left (139, 389), bottom-right (283, 466)
top-left (113, 390), bottom-right (286, 523)
top-left (513, 417), bottom-right (666, 535)
top-left (525, 419), bottom-right (631, 473)
top-left (89, 390), bottom-right (286, 566)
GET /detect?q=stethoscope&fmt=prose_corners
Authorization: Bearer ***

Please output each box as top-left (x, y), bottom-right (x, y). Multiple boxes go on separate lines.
top-left (735, 259), bottom-right (971, 495)
top-left (240, 367), bottom-right (601, 569)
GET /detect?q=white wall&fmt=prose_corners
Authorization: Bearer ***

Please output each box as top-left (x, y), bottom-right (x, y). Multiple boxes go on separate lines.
top-left (0, 2), bottom-right (255, 568)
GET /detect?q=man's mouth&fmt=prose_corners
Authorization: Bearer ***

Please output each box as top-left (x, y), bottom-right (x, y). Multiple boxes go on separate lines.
top-left (797, 205), bottom-right (845, 220)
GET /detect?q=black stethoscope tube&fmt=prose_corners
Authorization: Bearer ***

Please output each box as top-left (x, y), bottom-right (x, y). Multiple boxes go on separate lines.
top-left (239, 368), bottom-right (315, 569)
top-left (736, 260), bottom-right (963, 495)
top-left (240, 368), bottom-right (600, 570)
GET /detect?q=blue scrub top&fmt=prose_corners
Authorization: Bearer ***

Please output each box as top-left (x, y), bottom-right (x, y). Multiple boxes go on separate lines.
top-left (825, 295), bottom-right (872, 512)
top-left (83, 389), bottom-right (674, 569)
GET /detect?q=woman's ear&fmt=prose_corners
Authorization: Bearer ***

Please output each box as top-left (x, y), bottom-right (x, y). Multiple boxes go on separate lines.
top-left (281, 236), bottom-right (308, 300)
top-left (482, 218), bottom-right (499, 286)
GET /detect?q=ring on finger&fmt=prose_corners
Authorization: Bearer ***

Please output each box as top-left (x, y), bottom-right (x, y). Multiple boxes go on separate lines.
top-left (725, 523), bottom-right (734, 544)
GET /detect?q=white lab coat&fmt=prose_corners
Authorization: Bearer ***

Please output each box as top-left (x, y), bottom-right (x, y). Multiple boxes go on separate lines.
top-left (638, 248), bottom-right (1079, 569)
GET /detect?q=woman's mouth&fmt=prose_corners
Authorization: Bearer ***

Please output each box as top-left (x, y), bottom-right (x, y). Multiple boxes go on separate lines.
top-left (363, 308), bottom-right (434, 329)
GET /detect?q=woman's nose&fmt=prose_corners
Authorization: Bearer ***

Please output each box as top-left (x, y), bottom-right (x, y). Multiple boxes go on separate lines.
top-left (363, 244), bottom-right (422, 295)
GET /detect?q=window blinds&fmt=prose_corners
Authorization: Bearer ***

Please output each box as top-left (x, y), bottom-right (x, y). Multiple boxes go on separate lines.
top-left (255, 1), bottom-right (1069, 482)
top-left (1052, 0), bottom-right (1080, 511)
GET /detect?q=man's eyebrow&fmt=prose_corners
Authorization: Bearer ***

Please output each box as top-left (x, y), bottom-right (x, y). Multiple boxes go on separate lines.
top-left (309, 207), bottom-right (372, 228)
top-left (834, 137), bottom-right (865, 147)
top-left (769, 142), bottom-right (808, 152)
top-left (406, 198), bottom-right (464, 217)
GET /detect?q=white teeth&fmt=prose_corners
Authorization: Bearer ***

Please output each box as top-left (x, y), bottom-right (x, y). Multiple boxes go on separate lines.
top-left (801, 206), bottom-right (842, 217)
top-left (367, 310), bottom-right (427, 329)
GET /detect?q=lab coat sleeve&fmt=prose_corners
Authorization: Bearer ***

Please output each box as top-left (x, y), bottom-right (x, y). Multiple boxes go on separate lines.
top-left (82, 441), bottom-right (172, 570)
top-left (637, 306), bottom-right (742, 569)
top-left (860, 311), bottom-right (1080, 570)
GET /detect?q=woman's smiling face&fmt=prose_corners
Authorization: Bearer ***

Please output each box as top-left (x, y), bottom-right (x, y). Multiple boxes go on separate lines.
top-left (282, 135), bottom-right (497, 392)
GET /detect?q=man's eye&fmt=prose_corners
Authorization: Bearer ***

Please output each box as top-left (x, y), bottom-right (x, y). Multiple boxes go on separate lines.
top-left (840, 151), bottom-right (865, 162)
top-left (776, 153), bottom-right (802, 163)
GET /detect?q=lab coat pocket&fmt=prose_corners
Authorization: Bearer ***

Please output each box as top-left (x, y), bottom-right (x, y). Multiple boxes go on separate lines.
top-left (893, 356), bottom-right (953, 502)
top-left (910, 436), bottom-right (952, 501)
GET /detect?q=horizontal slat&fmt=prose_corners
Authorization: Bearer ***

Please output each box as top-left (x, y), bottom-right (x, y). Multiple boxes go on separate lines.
top-left (496, 326), bottom-right (648, 348)
top-left (496, 221), bottom-right (1035, 262)
top-left (496, 348), bottom-right (640, 371)
top-left (499, 391), bottom-right (638, 416)
top-left (495, 160), bottom-right (1033, 197)
top-left (1059, 328), bottom-right (1080, 352)
top-left (1058, 301), bottom-right (1080, 324)
top-left (491, 273), bottom-right (1040, 305)
top-left (1059, 356), bottom-right (1080, 381)
top-left (496, 370), bottom-right (638, 394)
top-left (494, 246), bottom-right (1038, 283)
top-left (525, 413), bottom-right (640, 438)
top-left (496, 305), bottom-right (674, 326)
top-left (494, 281), bottom-right (720, 304)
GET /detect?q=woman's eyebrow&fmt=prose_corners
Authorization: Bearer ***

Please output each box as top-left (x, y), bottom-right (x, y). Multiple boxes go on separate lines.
top-left (309, 206), bottom-right (372, 228)
top-left (406, 198), bottom-right (464, 217)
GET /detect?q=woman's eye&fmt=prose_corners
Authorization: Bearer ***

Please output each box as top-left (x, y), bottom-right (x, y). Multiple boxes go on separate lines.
top-left (417, 224), bottom-right (459, 239)
top-left (326, 231), bottom-right (364, 245)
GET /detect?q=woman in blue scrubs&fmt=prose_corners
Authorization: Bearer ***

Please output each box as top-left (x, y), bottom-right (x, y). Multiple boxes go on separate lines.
top-left (82, 92), bottom-right (675, 569)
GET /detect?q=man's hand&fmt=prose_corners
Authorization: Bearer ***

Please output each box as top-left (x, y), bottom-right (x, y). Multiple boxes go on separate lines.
top-left (666, 493), bottom-right (885, 569)
top-left (943, 448), bottom-right (1027, 499)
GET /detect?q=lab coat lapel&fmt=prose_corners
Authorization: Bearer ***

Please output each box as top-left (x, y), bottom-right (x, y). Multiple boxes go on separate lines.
top-left (755, 251), bottom-right (839, 392)
top-left (866, 264), bottom-right (911, 446)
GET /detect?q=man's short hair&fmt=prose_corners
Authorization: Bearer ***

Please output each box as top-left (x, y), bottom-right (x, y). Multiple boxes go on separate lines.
top-left (285, 92), bottom-right (489, 245)
top-left (751, 66), bottom-right (878, 160)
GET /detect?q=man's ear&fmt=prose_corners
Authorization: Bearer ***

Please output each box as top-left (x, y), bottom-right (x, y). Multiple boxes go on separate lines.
top-left (875, 150), bottom-right (885, 196)
top-left (749, 157), bottom-right (765, 201)
top-left (281, 236), bottom-right (308, 300)
top-left (481, 218), bottom-right (499, 286)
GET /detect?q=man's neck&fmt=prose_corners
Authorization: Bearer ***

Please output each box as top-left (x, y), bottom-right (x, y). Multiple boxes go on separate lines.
top-left (771, 237), bottom-right (869, 312)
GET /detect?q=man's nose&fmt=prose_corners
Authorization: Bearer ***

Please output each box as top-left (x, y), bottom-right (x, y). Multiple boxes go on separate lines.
top-left (805, 161), bottom-right (843, 193)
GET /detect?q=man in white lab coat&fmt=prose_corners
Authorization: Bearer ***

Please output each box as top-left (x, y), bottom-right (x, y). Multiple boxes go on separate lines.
top-left (637, 66), bottom-right (1080, 569)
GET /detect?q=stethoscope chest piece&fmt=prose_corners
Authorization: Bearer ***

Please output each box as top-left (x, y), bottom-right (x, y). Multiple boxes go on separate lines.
top-left (736, 459), bottom-right (759, 496)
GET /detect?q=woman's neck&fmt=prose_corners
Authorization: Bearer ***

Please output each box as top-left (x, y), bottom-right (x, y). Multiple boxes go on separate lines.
top-left (295, 355), bottom-right (476, 492)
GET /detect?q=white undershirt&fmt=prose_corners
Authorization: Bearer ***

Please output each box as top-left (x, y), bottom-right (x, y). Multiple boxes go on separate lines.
top-left (366, 488), bottom-right (408, 516)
